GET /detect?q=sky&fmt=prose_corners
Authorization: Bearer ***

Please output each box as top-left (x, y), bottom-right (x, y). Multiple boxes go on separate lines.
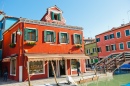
top-left (0, 0), bottom-right (130, 38)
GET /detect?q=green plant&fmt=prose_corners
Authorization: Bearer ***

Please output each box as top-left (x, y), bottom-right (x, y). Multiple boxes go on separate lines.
top-left (26, 41), bottom-right (36, 46)
top-left (75, 44), bottom-right (82, 48)
top-left (9, 43), bottom-right (16, 48)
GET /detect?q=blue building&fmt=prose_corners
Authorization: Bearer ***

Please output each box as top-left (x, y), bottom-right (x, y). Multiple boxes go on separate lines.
top-left (0, 11), bottom-right (19, 76)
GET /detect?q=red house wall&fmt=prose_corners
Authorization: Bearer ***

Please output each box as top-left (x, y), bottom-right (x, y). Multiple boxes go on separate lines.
top-left (3, 22), bottom-right (85, 81)
top-left (96, 25), bottom-right (130, 58)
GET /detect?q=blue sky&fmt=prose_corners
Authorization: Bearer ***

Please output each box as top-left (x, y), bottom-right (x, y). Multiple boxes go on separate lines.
top-left (0, 0), bottom-right (130, 38)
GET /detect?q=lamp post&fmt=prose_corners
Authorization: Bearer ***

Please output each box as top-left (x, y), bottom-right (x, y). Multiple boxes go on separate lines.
top-left (127, 10), bottom-right (130, 23)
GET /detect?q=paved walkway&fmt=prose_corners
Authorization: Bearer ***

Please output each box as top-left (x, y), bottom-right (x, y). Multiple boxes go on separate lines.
top-left (0, 71), bottom-right (99, 86)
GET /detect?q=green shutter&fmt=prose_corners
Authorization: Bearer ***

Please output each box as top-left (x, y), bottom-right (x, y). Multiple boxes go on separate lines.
top-left (35, 29), bottom-right (38, 41)
top-left (67, 33), bottom-right (69, 43)
top-left (91, 59), bottom-right (93, 64)
top-left (80, 34), bottom-right (82, 44)
top-left (51, 12), bottom-right (54, 20)
top-left (73, 34), bottom-right (76, 44)
top-left (44, 31), bottom-right (47, 42)
top-left (59, 32), bottom-right (61, 43)
top-left (24, 29), bottom-right (28, 40)
top-left (53, 31), bottom-right (56, 42)
top-left (58, 13), bottom-right (61, 21)
top-left (95, 59), bottom-right (98, 63)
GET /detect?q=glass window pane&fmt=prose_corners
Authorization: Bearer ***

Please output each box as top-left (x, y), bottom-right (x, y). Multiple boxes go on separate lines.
top-left (120, 43), bottom-right (124, 49)
top-left (125, 30), bottom-right (130, 36)
top-left (127, 42), bottom-right (130, 48)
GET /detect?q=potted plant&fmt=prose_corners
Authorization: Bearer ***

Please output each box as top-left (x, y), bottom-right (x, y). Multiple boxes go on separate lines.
top-left (9, 43), bottom-right (16, 48)
top-left (26, 41), bottom-right (36, 46)
top-left (75, 44), bottom-right (82, 48)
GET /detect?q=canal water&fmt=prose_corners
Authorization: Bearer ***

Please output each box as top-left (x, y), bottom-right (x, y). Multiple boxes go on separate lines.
top-left (79, 71), bottom-right (130, 86)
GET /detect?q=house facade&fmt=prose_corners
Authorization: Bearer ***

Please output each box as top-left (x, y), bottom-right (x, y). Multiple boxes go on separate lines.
top-left (96, 23), bottom-right (130, 58)
top-left (85, 42), bottom-right (98, 65)
top-left (0, 11), bottom-right (19, 76)
top-left (2, 6), bottom-right (89, 81)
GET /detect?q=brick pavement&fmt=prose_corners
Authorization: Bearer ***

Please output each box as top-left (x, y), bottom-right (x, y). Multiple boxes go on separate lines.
top-left (0, 71), bottom-right (97, 86)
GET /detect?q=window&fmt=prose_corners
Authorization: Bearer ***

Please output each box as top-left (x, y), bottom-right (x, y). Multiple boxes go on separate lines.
top-left (29, 61), bottom-right (44, 74)
top-left (106, 45), bottom-right (110, 51)
top-left (97, 47), bottom-right (101, 52)
top-left (116, 32), bottom-right (121, 38)
top-left (11, 32), bottom-right (16, 44)
top-left (104, 35), bottom-right (109, 40)
top-left (125, 29), bottom-right (130, 36)
top-left (86, 49), bottom-right (90, 54)
top-left (110, 34), bottom-right (114, 39)
top-left (119, 43), bottom-right (124, 50)
top-left (44, 30), bottom-right (56, 42)
top-left (96, 38), bottom-right (100, 42)
top-left (127, 42), bottom-right (130, 49)
top-left (111, 44), bottom-right (116, 51)
top-left (24, 29), bottom-right (38, 41)
top-left (51, 12), bottom-right (61, 21)
top-left (73, 34), bottom-right (82, 44)
top-left (71, 59), bottom-right (79, 70)
top-left (93, 47), bottom-right (96, 53)
top-left (59, 32), bottom-right (69, 43)
top-left (10, 58), bottom-right (16, 75)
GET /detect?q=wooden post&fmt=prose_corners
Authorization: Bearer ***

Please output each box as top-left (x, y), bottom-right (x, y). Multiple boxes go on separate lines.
top-left (27, 61), bottom-right (31, 86)
top-left (123, 53), bottom-right (126, 62)
top-left (51, 60), bottom-right (59, 86)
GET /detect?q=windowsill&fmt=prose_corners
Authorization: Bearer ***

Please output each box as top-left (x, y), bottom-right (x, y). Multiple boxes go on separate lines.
top-left (26, 40), bottom-right (36, 42)
top-left (106, 51), bottom-right (110, 52)
top-left (10, 74), bottom-right (16, 76)
top-left (71, 69), bottom-right (77, 71)
top-left (29, 73), bottom-right (45, 75)
top-left (119, 49), bottom-right (124, 50)
top-left (60, 43), bottom-right (68, 44)
top-left (46, 42), bottom-right (55, 43)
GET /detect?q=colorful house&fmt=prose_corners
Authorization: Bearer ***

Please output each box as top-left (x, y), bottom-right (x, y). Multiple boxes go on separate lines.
top-left (84, 42), bottom-right (98, 66)
top-left (0, 11), bottom-right (19, 76)
top-left (96, 23), bottom-right (130, 58)
top-left (2, 6), bottom-right (89, 81)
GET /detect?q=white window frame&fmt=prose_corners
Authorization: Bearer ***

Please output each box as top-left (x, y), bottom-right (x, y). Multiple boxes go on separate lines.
top-left (93, 47), bottom-right (96, 53)
top-left (45, 30), bottom-right (55, 43)
top-left (104, 35), bottom-right (109, 41)
top-left (116, 31), bottom-right (121, 38)
top-left (124, 29), bottom-right (130, 37)
top-left (60, 32), bottom-right (68, 44)
top-left (119, 43), bottom-right (124, 50)
top-left (106, 45), bottom-right (110, 52)
top-left (11, 32), bottom-right (16, 44)
top-left (126, 41), bottom-right (130, 49)
top-left (10, 57), bottom-right (16, 76)
top-left (109, 33), bottom-right (114, 39)
top-left (111, 44), bottom-right (116, 51)
top-left (29, 60), bottom-right (45, 75)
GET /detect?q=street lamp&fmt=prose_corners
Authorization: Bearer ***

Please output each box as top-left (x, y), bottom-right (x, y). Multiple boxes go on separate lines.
top-left (127, 10), bottom-right (130, 23)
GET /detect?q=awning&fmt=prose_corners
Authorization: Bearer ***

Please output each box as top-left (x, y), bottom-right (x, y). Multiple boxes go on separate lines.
top-left (25, 53), bottom-right (90, 61)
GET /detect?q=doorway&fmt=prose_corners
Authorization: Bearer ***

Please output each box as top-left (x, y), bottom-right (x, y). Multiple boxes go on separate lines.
top-left (59, 60), bottom-right (65, 75)
top-left (49, 61), bottom-right (56, 77)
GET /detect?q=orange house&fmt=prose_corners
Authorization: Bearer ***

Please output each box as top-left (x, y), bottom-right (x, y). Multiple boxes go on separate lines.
top-left (96, 23), bottom-right (130, 58)
top-left (2, 6), bottom-right (89, 81)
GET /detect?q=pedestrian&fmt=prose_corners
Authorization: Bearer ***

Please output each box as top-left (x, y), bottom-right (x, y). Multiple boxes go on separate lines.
top-left (76, 60), bottom-right (81, 76)
top-left (3, 67), bottom-right (8, 81)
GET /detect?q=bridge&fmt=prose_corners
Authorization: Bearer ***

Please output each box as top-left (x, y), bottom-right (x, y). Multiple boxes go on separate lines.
top-left (94, 52), bottom-right (130, 74)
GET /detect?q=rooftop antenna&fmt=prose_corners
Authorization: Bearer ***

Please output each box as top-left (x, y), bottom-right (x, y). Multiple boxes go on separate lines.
top-left (122, 19), bottom-right (125, 24)
top-left (127, 10), bottom-right (130, 23)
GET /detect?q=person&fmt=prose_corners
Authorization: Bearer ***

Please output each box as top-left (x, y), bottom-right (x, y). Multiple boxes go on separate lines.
top-left (76, 60), bottom-right (81, 76)
top-left (3, 67), bottom-right (8, 81)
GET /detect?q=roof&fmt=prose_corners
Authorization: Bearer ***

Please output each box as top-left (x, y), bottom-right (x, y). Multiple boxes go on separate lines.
top-left (96, 23), bottom-right (130, 36)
